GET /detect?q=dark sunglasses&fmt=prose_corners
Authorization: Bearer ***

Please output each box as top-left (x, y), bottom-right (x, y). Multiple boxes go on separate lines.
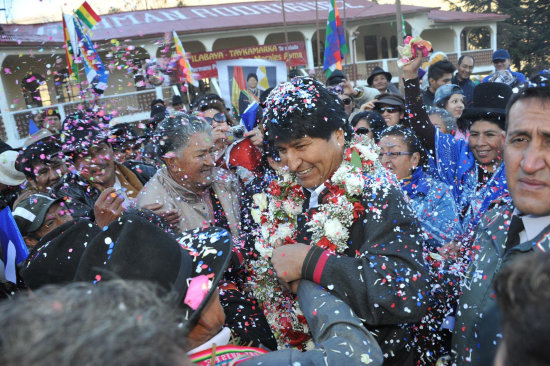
top-left (329, 85), bottom-right (344, 94)
top-left (342, 98), bottom-right (352, 105)
top-left (204, 112), bottom-right (227, 124)
top-left (354, 127), bottom-right (371, 135)
top-left (375, 106), bottom-right (401, 113)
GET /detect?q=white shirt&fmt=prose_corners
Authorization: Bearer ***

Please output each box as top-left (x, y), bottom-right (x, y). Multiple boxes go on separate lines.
top-left (513, 208), bottom-right (550, 243)
top-left (186, 327), bottom-right (231, 355)
top-left (307, 184), bottom-right (327, 210)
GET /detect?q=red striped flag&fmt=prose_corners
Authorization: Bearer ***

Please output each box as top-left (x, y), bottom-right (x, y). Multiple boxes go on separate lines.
top-left (75, 1), bottom-right (101, 29)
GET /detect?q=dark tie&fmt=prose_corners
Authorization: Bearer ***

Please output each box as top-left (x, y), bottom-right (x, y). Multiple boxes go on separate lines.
top-left (505, 215), bottom-right (525, 250)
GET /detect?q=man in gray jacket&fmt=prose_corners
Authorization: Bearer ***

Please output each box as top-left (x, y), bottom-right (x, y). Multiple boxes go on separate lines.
top-left (451, 87), bottom-right (550, 365)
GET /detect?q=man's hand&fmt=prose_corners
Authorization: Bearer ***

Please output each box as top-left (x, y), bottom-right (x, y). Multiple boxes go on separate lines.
top-left (437, 240), bottom-right (461, 260)
top-left (341, 75), bottom-right (357, 97)
top-left (244, 127), bottom-right (263, 148)
top-left (212, 124), bottom-right (230, 147)
top-left (270, 243), bottom-right (311, 284)
top-left (94, 188), bottom-right (126, 228)
top-left (142, 202), bottom-right (181, 230)
top-left (402, 48), bottom-right (424, 80)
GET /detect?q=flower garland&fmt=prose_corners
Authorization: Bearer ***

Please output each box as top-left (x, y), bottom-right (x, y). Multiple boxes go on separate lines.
top-left (249, 136), bottom-right (382, 350)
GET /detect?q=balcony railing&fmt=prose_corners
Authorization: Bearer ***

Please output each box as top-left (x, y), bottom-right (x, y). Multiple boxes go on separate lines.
top-left (2, 49), bottom-right (495, 147)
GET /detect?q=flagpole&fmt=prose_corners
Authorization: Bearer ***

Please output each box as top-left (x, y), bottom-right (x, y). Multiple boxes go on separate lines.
top-left (315, 0), bottom-right (321, 70)
top-left (281, 0), bottom-right (290, 70)
top-left (342, 0), bottom-right (348, 68)
top-left (395, 0), bottom-right (404, 92)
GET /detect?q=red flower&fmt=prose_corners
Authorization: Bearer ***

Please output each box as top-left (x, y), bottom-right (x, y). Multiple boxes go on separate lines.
top-left (352, 201), bottom-right (366, 219)
top-left (284, 236), bottom-right (297, 245)
top-left (323, 182), bottom-right (345, 204)
top-left (317, 236), bottom-right (338, 251)
top-left (268, 181), bottom-right (282, 196)
top-left (289, 184), bottom-right (306, 199)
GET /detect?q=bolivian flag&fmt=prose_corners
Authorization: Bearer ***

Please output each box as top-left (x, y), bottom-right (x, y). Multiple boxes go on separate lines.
top-left (75, 1), bottom-right (101, 29)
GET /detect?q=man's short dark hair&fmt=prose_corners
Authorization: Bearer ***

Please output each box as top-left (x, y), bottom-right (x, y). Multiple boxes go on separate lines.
top-left (457, 55), bottom-right (475, 66)
top-left (494, 252), bottom-right (550, 366)
top-left (0, 280), bottom-right (191, 366)
top-left (505, 87), bottom-right (550, 131)
top-left (380, 125), bottom-right (427, 167)
top-left (15, 136), bottom-right (63, 180)
top-left (263, 77), bottom-right (352, 145)
top-left (247, 73), bottom-right (258, 82)
top-left (428, 60), bottom-right (456, 82)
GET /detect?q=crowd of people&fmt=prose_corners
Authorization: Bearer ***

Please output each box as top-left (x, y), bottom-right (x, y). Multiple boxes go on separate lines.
top-left (0, 44), bottom-right (549, 366)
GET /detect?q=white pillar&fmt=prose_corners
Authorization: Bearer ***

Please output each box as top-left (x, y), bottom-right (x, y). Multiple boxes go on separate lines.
top-left (142, 44), bottom-right (159, 59)
top-left (490, 24), bottom-right (498, 50)
top-left (453, 26), bottom-right (463, 58)
top-left (305, 36), bottom-right (315, 71)
top-left (0, 53), bottom-right (18, 145)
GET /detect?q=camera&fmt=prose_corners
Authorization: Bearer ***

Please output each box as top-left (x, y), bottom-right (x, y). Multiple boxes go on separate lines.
top-left (227, 125), bottom-right (246, 141)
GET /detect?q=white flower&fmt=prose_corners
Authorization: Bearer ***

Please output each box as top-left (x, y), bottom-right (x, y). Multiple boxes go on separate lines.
top-left (255, 239), bottom-right (273, 258)
top-left (310, 211), bottom-right (328, 227)
top-left (251, 208), bottom-right (263, 224)
top-left (271, 223), bottom-right (293, 244)
top-left (324, 219), bottom-right (348, 242)
top-left (283, 200), bottom-right (302, 216)
top-left (356, 144), bottom-right (378, 161)
top-left (253, 193), bottom-right (268, 211)
top-left (344, 174), bottom-right (365, 195)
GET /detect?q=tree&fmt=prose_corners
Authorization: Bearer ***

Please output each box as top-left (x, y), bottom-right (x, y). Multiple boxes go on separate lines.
top-left (446, 0), bottom-right (550, 76)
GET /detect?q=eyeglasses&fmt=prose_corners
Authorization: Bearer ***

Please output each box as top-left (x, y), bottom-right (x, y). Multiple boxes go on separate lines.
top-left (354, 127), bottom-right (371, 135)
top-left (204, 112), bottom-right (227, 124)
top-left (328, 85), bottom-right (344, 94)
top-left (342, 98), bottom-right (352, 105)
top-left (378, 151), bottom-right (414, 160)
top-left (375, 106), bottom-right (401, 114)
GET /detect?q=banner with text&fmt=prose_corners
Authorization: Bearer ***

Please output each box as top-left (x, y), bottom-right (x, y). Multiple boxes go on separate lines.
top-left (191, 41), bottom-right (307, 79)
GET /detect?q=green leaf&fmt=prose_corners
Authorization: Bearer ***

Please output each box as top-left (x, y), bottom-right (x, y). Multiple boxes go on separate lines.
top-left (351, 149), bottom-right (362, 169)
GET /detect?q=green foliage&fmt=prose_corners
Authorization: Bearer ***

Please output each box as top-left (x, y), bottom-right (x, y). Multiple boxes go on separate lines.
top-left (446, 0), bottom-right (550, 76)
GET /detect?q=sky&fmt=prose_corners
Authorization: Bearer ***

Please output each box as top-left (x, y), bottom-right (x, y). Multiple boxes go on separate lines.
top-left (4, 0), bottom-right (448, 24)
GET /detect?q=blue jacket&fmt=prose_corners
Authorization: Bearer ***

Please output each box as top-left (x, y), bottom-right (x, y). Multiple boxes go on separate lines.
top-left (401, 167), bottom-right (463, 249)
top-left (433, 130), bottom-right (508, 231)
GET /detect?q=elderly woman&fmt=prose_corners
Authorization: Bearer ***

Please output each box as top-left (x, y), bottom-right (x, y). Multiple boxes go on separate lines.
top-left (136, 113), bottom-right (242, 237)
top-left (403, 51), bottom-right (512, 231)
top-left (379, 125), bottom-right (462, 249)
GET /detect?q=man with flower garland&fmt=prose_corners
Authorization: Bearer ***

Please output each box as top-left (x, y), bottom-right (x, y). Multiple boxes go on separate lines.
top-left (262, 77), bottom-right (429, 365)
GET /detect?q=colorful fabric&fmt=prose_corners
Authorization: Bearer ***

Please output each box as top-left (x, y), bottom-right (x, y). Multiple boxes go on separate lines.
top-left (62, 14), bottom-right (79, 82)
top-left (322, 0), bottom-right (348, 77)
top-left (75, 1), bottom-right (101, 29)
top-left (189, 344), bottom-right (268, 365)
top-left (231, 66), bottom-right (248, 113)
top-left (401, 167), bottom-right (462, 248)
top-left (173, 30), bottom-right (199, 87)
top-left (0, 207), bottom-right (29, 284)
top-left (72, 16), bottom-right (108, 90)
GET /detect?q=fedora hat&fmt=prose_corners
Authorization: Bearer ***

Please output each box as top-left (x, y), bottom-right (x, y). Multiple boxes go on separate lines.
top-left (20, 219), bottom-right (101, 289)
top-left (74, 214), bottom-right (233, 332)
top-left (0, 150), bottom-right (26, 186)
top-left (462, 82), bottom-right (513, 126)
top-left (367, 67), bottom-right (392, 87)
